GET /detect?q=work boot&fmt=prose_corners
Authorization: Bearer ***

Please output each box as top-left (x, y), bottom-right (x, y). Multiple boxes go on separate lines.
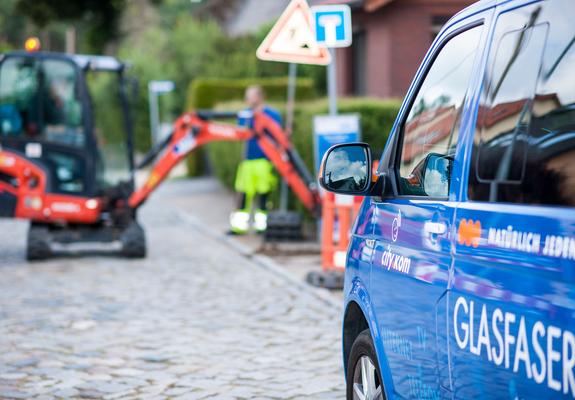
top-left (229, 210), bottom-right (250, 234)
top-left (253, 210), bottom-right (268, 233)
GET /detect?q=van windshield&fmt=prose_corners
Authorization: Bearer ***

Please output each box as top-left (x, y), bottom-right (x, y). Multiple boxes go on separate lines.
top-left (0, 56), bottom-right (85, 147)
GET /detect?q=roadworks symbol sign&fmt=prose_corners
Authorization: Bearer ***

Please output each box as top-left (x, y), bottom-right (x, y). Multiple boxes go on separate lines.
top-left (256, 0), bottom-right (331, 65)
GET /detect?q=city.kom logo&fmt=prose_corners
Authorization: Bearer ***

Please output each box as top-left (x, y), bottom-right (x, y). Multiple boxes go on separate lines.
top-left (458, 219), bottom-right (482, 248)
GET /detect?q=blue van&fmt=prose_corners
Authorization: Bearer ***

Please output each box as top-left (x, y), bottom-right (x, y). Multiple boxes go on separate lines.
top-left (318, 0), bottom-right (575, 398)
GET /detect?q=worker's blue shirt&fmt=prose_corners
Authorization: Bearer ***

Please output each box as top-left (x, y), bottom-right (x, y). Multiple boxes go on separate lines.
top-left (238, 106), bottom-right (282, 160)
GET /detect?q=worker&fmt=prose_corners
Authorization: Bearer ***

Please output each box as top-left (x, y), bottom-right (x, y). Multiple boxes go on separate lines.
top-left (229, 85), bottom-right (283, 235)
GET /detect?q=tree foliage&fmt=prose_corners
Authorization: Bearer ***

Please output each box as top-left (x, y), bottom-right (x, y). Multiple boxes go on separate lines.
top-left (0, 0), bottom-right (28, 51)
top-left (119, 15), bottom-right (326, 152)
top-left (15, 0), bottom-right (127, 51)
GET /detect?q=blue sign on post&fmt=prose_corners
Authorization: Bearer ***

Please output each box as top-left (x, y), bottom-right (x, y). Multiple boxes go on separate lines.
top-left (312, 5), bottom-right (353, 48)
top-left (314, 114), bottom-right (361, 173)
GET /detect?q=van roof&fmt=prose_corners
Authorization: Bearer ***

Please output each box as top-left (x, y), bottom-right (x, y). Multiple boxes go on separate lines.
top-left (451, 0), bottom-right (497, 23)
top-left (452, 0), bottom-right (534, 22)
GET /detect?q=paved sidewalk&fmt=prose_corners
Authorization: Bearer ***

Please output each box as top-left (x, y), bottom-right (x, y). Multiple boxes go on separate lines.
top-left (0, 181), bottom-right (345, 399)
top-left (160, 178), bottom-right (330, 289)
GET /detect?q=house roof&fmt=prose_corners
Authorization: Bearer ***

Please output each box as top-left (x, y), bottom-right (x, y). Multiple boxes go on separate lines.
top-left (320, 0), bottom-right (395, 12)
top-left (319, 0), bottom-right (363, 9)
top-left (196, 0), bottom-right (400, 36)
top-left (224, 0), bottom-right (326, 36)
top-left (201, 0), bottom-right (479, 35)
top-left (364, 0), bottom-right (396, 12)
top-left (323, 0), bottom-right (482, 13)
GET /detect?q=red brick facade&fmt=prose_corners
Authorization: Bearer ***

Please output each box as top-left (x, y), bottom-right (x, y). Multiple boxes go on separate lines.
top-left (335, 0), bottom-right (475, 99)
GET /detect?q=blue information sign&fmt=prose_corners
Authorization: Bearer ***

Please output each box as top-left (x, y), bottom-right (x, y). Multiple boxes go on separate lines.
top-left (314, 114), bottom-right (361, 173)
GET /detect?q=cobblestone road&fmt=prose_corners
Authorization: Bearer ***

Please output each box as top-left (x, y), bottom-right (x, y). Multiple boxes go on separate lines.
top-left (0, 196), bottom-right (344, 399)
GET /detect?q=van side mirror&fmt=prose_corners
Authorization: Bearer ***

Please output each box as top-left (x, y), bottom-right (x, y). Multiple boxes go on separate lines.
top-left (319, 143), bottom-right (372, 195)
top-left (421, 153), bottom-right (453, 198)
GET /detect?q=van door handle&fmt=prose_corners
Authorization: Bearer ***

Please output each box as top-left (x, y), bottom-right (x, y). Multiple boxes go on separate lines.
top-left (424, 222), bottom-right (447, 236)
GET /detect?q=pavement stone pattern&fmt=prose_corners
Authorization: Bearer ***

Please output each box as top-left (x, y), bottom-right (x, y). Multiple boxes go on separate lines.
top-left (0, 196), bottom-right (345, 399)
top-left (158, 179), bottom-right (335, 296)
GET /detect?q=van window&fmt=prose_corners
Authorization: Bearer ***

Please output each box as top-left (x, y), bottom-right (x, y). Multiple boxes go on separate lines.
top-left (469, 2), bottom-right (575, 206)
top-left (398, 25), bottom-right (482, 197)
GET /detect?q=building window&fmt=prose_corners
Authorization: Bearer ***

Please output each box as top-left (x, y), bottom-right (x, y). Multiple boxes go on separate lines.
top-left (352, 30), bottom-right (366, 96)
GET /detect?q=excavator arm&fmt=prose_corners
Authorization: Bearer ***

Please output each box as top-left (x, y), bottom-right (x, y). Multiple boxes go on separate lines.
top-left (253, 112), bottom-right (320, 214)
top-left (128, 112), bottom-right (251, 208)
top-left (128, 110), bottom-right (321, 215)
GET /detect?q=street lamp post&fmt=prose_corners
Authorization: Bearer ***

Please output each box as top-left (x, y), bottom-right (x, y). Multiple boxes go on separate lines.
top-left (148, 80), bottom-right (175, 145)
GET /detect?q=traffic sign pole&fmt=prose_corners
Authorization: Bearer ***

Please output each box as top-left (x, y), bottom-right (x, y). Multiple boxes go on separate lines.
top-left (148, 85), bottom-right (160, 144)
top-left (148, 80), bottom-right (175, 145)
top-left (286, 63), bottom-right (298, 133)
top-left (327, 49), bottom-right (338, 116)
top-left (312, 4), bottom-right (352, 116)
top-left (281, 62), bottom-right (299, 212)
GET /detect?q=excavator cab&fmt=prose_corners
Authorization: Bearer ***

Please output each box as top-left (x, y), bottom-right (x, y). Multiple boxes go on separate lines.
top-left (0, 51), bottom-right (143, 259)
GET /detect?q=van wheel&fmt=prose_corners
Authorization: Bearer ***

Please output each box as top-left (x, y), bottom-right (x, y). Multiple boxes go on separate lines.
top-left (347, 329), bottom-right (385, 400)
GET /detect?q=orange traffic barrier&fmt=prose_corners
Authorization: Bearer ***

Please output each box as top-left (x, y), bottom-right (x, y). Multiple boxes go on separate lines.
top-left (321, 191), bottom-right (363, 271)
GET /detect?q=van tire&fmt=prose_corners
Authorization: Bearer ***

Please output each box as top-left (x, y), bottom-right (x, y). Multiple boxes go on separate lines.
top-left (346, 329), bottom-right (385, 400)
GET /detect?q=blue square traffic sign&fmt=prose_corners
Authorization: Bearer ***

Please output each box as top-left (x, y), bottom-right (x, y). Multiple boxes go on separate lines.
top-left (311, 5), bottom-right (352, 48)
top-left (313, 114), bottom-right (361, 173)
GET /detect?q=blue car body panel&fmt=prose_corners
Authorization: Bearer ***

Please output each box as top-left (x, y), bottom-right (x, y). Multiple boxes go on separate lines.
top-left (343, 0), bottom-right (575, 398)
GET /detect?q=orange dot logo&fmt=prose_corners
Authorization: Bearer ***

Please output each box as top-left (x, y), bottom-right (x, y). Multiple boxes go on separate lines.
top-left (458, 219), bottom-right (481, 248)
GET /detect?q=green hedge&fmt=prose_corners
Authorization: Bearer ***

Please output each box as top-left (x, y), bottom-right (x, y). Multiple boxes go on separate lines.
top-left (206, 98), bottom-right (402, 192)
top-left (185, 77), bottom-right (318, 176)
top-left (186, 77), bottom-right (318, 109)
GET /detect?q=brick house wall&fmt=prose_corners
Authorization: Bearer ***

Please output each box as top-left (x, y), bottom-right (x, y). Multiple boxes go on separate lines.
top-left (335, 0), bottom-right (476, 99)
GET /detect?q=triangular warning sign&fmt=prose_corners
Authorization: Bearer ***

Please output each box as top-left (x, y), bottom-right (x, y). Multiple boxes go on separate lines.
top-left (257, 0), bottom-right (331, 65)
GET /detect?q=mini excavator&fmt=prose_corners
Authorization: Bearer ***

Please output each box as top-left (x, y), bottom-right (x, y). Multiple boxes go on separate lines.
top-left (0, 49), bottom-right (320, 260)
